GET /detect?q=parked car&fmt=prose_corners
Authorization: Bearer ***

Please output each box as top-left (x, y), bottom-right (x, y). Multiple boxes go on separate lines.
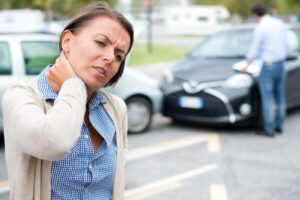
top-left (161, 24), bottom-right (300, 127)
top-left (105, 69), bottom-right (162, 133)
top-left (0, 33), bottom-right (162, 134)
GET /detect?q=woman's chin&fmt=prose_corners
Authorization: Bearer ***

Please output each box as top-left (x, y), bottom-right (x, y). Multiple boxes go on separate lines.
top-left (86, 82), bottom-right (105, 93)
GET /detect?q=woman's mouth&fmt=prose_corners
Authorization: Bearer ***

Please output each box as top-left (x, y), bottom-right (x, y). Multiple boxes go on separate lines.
top-left (93, 67), bottom-right (107, 78)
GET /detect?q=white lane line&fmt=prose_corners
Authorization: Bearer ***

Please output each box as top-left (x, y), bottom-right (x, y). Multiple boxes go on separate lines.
top-left (125, 164), bottom-right (219, 198)
top-left (128, 134), bottom-right (208, 161)
top-left (126, 181), bottom-right (183, 200)
top-left (0, 180), bottom-right (9, 194)
top-left (210, 184), bottom-right (228, 200)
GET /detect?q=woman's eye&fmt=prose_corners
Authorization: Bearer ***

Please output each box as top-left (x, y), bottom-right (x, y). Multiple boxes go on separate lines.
top-left (96, 40), bottom-right (105, 46)
top-left (115, 54), bottom-right (123, 62)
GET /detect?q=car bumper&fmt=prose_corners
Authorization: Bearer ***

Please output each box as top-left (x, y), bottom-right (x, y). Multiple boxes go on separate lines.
top-left (162, 86), bottom-right (258, 125)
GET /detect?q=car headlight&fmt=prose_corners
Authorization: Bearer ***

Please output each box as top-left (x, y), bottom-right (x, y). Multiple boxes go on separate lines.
top-left (224, 74), bottom-right (253, 88)
top-left (160, 70), bottom-right (174, 85)
top-left (240, 103), bottom-right (251, 115)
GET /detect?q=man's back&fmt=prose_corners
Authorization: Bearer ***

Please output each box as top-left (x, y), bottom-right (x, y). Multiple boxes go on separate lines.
top-left (255, 14), bottom-right (287, 61)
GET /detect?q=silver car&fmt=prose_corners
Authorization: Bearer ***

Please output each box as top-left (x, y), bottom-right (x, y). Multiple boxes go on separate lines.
top-left (0, 33), bottom-right (162, 133)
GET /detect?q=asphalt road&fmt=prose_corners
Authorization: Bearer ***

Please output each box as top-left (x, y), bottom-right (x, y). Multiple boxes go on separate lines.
top-left (125, 111), bottom-right (300, 200)
top-left (0, 110), bottom-right (300, 200)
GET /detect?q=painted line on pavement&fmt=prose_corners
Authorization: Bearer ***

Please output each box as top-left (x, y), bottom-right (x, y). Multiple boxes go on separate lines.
top-left (0, 180), bottom-right (9, 194)
top-left (125, 164), bottom-right (219, 199)
top-left (207, 133), bottom-right (221, 153)
top-left (128, 134), bottom-right (214, 161)
top-left (210, 184), bottom-right (228, 200)
top-left (126, 181), bottom-right (183, 200)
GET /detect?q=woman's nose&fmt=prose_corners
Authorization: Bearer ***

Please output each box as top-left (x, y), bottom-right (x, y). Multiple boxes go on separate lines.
top-left (103, 46), bottom-right (115, 63)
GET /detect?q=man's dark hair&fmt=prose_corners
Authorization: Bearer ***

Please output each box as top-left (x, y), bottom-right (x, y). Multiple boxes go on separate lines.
top-left (251, 3), bottom-right (267, 17)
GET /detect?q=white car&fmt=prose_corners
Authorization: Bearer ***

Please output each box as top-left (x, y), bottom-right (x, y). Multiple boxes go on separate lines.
top-left (0, 33), bottom-right (162, 133)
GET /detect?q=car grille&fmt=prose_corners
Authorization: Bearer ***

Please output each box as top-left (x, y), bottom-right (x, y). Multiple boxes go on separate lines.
top-left (163, 90), bottom-right (228, 118)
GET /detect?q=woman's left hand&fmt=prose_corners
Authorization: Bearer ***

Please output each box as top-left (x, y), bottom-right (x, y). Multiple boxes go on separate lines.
top-left (46, 52), bottom-right (76, 93)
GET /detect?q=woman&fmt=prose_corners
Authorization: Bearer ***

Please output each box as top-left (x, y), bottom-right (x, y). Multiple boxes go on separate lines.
top-left (2, 1), bottom-right (134, 200)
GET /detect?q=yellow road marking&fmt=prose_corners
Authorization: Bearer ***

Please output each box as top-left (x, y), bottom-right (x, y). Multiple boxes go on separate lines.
top-left (126, 181), bottom-right (183, 200)
top-left (128, 133), bottom-right (221, 161)
top-left (0, 180), bottom-right (9, 194)
top-left (128, 134), bottom-right (207, 160)
top-left (210, 184), bottom-right (228, 200)
top-left (207, 133), bottom-right (221, 153)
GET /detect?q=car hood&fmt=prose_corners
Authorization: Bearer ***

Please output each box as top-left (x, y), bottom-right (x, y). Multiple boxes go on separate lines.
top-left (171, 56), bottom-right (242, 83)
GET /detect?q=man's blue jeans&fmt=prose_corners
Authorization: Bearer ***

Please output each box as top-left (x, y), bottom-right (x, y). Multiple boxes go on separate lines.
top-left (258, 61), bottom-right (286, 134)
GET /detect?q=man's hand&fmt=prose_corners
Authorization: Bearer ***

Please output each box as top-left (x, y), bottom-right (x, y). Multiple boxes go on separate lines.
top-left (45, 52), bottom-right (76, 93)
top-left (240, 66), bottom-right (248, 73)
top-left (240, 59), bottom-right (252, 74)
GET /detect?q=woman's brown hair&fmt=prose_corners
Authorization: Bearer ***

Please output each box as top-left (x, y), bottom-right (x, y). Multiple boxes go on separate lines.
top-left (59, 1), bottom-right (134, 86)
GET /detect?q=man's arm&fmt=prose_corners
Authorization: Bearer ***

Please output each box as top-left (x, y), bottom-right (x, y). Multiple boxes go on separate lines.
top-left (241, 28), bottom-right (264, 73)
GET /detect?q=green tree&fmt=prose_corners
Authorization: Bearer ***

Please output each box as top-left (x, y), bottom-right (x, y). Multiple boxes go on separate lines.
top-left (192, 0), bottom-right (300, 17)
top-left (0, 0), bottom-right (119, 14)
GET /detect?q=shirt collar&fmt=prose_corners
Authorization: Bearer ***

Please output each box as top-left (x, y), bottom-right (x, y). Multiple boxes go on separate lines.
top-left (89, 90), bottom-right (107, 109)
top-left (260, 14), bottom-right (270, 23)
top-left (37, 65), bottom-right (58, 100)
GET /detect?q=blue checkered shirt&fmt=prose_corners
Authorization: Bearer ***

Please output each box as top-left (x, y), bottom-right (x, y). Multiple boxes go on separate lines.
top-left (37, 66), bottom-right (117, 200)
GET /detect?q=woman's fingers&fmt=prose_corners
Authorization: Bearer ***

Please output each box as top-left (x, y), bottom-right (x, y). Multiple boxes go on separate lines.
top-left (45, 70), bottom-right (61, 92)
top-left (45, 52), bottom-right (77, 93)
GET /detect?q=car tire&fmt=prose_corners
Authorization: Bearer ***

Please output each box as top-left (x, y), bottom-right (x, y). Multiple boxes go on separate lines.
top-left (126, 96), bottom-right (152, 134)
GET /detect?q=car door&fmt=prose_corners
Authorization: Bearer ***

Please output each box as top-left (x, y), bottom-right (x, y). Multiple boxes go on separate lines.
top-left (0, 40), bottom-right (19, 131)
top-left (285, 29), bottom-right (300, 108)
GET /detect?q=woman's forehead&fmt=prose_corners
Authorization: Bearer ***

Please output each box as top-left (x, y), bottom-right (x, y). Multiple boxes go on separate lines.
top-left (81, 16), bottom-right (131, 50)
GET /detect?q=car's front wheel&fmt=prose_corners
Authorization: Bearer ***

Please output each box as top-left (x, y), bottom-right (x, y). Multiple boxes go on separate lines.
top-left (126, 96), bottom-right (152, 133)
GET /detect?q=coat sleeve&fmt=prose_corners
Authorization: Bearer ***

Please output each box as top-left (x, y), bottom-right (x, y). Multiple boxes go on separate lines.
top-left (1, 78), bottom-right (87, 160)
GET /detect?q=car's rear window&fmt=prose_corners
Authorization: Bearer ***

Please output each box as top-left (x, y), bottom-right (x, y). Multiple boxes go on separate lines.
top-left (288, 29), bottom-right (300, 53)
top-left (0, 42), bottom-right (12, 75)
top-left (21, 41), bottom-right (59, 75)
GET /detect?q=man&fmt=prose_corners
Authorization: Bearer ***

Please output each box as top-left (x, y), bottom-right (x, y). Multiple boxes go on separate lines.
top-left (242, 3), bottom-right (288, 137)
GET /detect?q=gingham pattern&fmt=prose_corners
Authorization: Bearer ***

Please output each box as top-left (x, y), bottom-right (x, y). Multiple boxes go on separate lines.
top-left (37, 66), bottom-right (117, 200)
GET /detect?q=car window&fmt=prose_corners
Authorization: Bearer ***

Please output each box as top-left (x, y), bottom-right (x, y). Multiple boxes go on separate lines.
top-left (21, 41), bottom-right (59, 75)
top-left (189, 29), bottom-right (252, 58)
top-left (0, 42), bottom-right (12, 75)
top-left (288, 29), bottom-right (300, 53)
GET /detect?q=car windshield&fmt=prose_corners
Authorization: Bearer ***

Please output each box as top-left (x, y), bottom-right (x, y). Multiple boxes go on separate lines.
top-left (189, 27), bottom-right (300, 59)
top-left (189, 29), bottom-right (252, 58)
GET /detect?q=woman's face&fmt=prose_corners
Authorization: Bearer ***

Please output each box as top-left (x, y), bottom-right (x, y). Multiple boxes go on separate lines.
top-left (62, 16), bottom-right (131, 93)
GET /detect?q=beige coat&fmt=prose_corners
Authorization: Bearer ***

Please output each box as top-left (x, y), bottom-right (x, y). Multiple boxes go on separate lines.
top-left (1, 77), bottom-right (128, 200)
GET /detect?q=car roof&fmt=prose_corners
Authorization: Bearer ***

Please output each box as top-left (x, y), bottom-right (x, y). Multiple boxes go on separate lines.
top-left (220, 23), bottom-right (300, 32)
top-left (0, 32), bottom-right (59, 41)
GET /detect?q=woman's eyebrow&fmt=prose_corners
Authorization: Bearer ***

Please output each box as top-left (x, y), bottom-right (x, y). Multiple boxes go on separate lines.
top-left (95, 33), bottom-right (128, 54)
top-left (115, 48), bottom-right (126, 55)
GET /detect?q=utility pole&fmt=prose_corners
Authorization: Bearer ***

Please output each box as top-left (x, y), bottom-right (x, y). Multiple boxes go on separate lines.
top-left (143, 0), bottom-right (153, 54)
top-left (180, 0), bottom-right (189, 6)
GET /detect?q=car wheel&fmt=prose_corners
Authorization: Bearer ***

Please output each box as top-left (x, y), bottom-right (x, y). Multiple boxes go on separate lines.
top-left (126, 96), bottom-right (152, 133)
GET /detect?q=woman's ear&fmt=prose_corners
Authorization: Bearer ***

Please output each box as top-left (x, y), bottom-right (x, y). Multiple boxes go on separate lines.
top-left (61, 30), bottom-right (72, 54)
